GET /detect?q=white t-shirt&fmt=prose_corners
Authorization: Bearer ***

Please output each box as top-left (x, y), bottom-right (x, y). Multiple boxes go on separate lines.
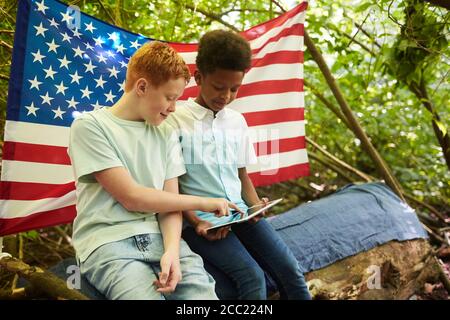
top-left (68, 108), bottom-right (185, 262)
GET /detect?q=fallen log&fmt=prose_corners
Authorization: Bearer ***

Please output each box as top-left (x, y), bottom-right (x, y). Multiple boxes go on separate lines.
top-left (0, 254), bottom-right (88, 300)
top-left (305, 239), bottom-right (441, 299)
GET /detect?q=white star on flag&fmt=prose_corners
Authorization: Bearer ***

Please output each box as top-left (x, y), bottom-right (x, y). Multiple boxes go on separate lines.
top-left (48, 17), bottom-right (59, 28)
top-left (108, 66), bottom-right (119, 78)
top-left (84, 60), bottom-right (97, 74)
top-left (43, 65), bottom-right (57, 79)
top-left (129, 39), bottom-right (140, 49)
top-left (40, 91), bottom-right (54, 105)
top-left (84, 22), bottom-right (97, 33)
top-left (25, 102), bottom-right (39, 116)
top-left (34, 22), bottom-right (48, 37)
top-left (60, 11), bottom-right (73, 24)
top-left (69, 70), bottom-right (83, 84)
top-left (91, 100), bottom-right (104, 110)
top-left (36, 0), bottom-right (49, 14)
top-left (52, 106), bottom-right (66, 119)
top-left (66, 97), bottom-right (79, 109)
top-left (55, 81), bottom-right (68, 95)
top-left (104, 90), bottom-right (116, 103)
top-left (46, 39), bottom-right (60, 53)
top-left (58, 55), bottom-right (72, 69)
top-left (80, 85), bottom-right (93, 99)
top-left (94, 75), bottom-right (107, 89)
top-left (28, 76), bottom-right (42, 90)
top-left (31, 49), bottom-right (46, 64)
top-left (60, 32), bottom-right (73, 43)
top-left (73, 46), bottom-right (85, 58)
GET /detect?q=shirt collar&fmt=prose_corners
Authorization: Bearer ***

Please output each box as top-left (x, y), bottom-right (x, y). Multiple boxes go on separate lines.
top-left (186, 98), bottom-right (227, 120)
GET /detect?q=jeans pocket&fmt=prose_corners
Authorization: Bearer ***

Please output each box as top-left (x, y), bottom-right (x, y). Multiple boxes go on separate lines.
top-left (134, 234), bottom-right (153, 252)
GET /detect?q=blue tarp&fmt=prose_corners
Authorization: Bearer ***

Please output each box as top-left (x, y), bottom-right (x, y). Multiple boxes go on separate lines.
top-left (267, 182), bottom-right (428, 273)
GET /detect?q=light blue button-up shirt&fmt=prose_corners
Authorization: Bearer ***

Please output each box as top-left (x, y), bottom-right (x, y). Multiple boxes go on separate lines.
top-left (166, 98), bottom-right (258, 226)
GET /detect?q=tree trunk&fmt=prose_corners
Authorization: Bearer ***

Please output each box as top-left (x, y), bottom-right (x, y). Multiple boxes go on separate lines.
top-left (306, 239), bottom-right (441, 299)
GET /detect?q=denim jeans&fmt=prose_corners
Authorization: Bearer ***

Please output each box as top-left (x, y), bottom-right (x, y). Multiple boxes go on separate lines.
top-left (182, 218), bottom-right (311, 300)
top-left (80, 233), bottom-right (218, 300)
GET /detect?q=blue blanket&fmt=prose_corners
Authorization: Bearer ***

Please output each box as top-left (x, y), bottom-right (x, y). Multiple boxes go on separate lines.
top-left (267, 182), bottom-right (428, 273)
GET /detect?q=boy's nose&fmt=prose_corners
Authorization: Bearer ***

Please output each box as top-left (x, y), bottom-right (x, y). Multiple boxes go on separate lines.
top-left (220, 90), bottom-right (231, 103)
top-left (167, 102), bottom-right (176, 113)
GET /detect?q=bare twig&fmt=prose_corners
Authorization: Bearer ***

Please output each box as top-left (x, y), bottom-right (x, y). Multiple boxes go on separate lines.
top-left (96, 0), bottom-right (117, 25)
top-left (0, 40), bottom-right (13, 50)
top-left (346, 12), bottom-right (371, 52)
top-left (179, 1), bottom-right (239, 32)
top-left (354, 22), bottom-right (381, 48)
top-left (307, 138), bottom-right (374, 182)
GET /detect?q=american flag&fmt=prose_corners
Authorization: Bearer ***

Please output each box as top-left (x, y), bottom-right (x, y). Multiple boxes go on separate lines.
top-left (0, 0), bottom-right (308, 236)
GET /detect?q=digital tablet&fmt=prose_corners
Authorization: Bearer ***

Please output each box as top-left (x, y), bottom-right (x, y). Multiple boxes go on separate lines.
top-left (205, 198), bottom-right (283, 231)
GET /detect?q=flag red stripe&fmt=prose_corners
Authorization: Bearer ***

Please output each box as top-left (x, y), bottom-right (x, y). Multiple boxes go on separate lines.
top-left (243, 108), bottom-right (304, 127)
top-left (2, 141), bottom-right (71, 165)
top-left (0, 205), bottom-right (76, 236)
top-left (242, 2), bottom-right (308, 41)
top-left (251, 24), bottom-right (304, 56)
top-left (254, 136), bottom-right (306, 157)
top-left (252, 50), bottom-right (304, 67)
top-left (0, 181), bottom-right (75, 200)
top-left (238, 79), bottom-right (303, 98)
top-left (249, 162), bottom-right (310, 187)
top-left (169, 42), bottom-right (198, 53)
top-left (181, 79), bottom-right (303, 100)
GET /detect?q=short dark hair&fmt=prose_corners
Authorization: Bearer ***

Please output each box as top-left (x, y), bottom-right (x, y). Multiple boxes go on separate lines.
top-left (196, 30), bottom-right (252, 74)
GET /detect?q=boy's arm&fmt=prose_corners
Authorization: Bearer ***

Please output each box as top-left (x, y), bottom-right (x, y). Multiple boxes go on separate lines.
top-left (238, 167), bottom-right (269, 223)
top-left (183, 211), bottom-right (231, 241)
top-left (238, 167), bottom-right (261, 207)
top-left (93, 167), bottom-right (241, 215)
top-left (154, 177), bottom-right (183, 293)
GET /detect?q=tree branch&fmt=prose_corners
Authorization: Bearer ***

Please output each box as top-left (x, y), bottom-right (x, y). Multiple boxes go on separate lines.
top-left (424, 0), bottom-right (450, 10)
top-left (178, 1), bottom-right (239, 32)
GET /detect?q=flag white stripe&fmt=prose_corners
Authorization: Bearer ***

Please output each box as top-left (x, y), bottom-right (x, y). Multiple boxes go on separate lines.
top-left (243, 63), bottom-right (303, 85)
top-left (247, 148), bottom-right (308, 174)
top-left (0, 191), bottom-right (77, 219)
top-left (253, 35), bottom-right (304, 60)
top-left (248, 10), bottom-right (306, 50)
top-left (1, 160), bottom-right (74, 184)
top-left (249, 121), bottom-right (305, 143)
top-left (228, 92), bottom-right (304, 113)
top-left (4, 120), bottom-right (70, 147)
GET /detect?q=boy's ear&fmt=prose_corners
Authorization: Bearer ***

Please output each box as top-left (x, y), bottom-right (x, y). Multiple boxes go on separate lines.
top-left (135, 78), bottom-right (148, 96)
top-left (194, 70), bottom-right (202, 86)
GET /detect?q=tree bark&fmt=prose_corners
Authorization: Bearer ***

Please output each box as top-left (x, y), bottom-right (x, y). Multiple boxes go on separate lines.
top-left (408, 80), bottom-right (450, 171)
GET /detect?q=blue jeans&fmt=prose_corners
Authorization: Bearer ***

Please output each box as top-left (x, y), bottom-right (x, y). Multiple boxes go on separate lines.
top-left (79, 233), bottom-right (218, 300)
top-left (182, 218), bottom-right (311, 300)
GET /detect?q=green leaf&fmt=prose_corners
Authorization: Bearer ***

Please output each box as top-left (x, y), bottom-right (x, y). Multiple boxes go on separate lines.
top-left (22, 230), bottom-right (39, 240)
top-left (355, 2), bottom-right (373, 13)
top-left (433, 119), bottom-right (448, 137)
